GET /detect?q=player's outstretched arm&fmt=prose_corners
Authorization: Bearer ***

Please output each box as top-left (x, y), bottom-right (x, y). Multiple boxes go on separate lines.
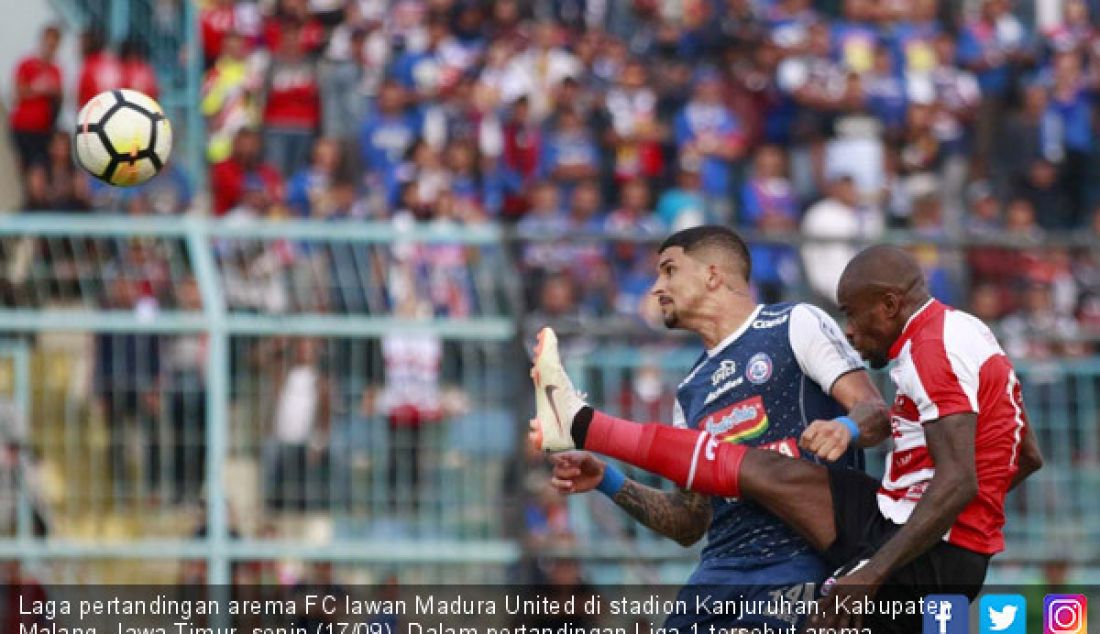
top-left (801, 371), bottom-right (891, 461)
top-left (849, 412), bottom-right (979, 585)
top-left (613, 483), bottom-right (711, 547)
top-left (551, 452), bottom-right (711, 546)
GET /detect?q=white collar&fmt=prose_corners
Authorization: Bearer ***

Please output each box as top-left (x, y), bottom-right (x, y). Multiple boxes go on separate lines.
top-left (707, 304), bottom-right (764, 358)
top-left (901, 298), bottom-right (936, 333)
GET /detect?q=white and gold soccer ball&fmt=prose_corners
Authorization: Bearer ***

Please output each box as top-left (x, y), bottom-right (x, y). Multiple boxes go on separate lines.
top-left (74, 89), bottom-right (172, 187)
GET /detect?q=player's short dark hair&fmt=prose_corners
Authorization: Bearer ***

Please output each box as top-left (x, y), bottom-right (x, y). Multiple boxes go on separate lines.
top-left (658, 225), bottom-right (752, 282)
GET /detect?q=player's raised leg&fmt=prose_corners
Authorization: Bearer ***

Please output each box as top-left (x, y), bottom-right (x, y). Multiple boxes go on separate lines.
top-left (531, 327), bottom-right (837, 551)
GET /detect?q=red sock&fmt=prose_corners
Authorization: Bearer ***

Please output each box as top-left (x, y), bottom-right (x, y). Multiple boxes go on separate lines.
top-left (584, 411), bottom-right (745, 497)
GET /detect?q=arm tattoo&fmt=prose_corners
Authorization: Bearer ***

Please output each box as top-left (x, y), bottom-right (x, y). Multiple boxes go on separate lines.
top-left (612, 479), bottom-right (712, 546)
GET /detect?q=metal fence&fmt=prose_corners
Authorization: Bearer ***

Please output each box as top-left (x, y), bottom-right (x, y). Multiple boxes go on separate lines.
top-left (1, 215), bottom-right (1099, 585)
top-left (0, 215), bottom-right (521, 584)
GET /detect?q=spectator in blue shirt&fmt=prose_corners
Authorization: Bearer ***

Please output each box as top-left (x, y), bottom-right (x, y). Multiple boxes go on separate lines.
top-left (831, 17), bottom-right (878, 76)
top-left (541, 106), bottom-right (600, 203)
top-left (287, 137), bottom-right (344, 218)
top-left (390, 14), bottom-right (448, 101)
top-left (740, 144), bottom-right (800, 303)
top-left (891, 0), bottom-right (941, 77)
top-left (764, 0), bottom-right (819, 53)
top-left (1044, 51), bottom-right (1095, 223)
top-left (958, 0), bottom-right (1034, 171)
top-left (359, 80), bottom-right (422, 207)
top-left (864, 46), bottom-right (909, 139)
top-left (957, 0), bottom-right (1033, 98)
top-left (657, 164), bottom-right (708, 231)
top-left (909, 193), bottom-right (963, 306)
top-left (674, 70), bottom-right (747, 222)
top-left (444, 139), bottom-right (488, 221)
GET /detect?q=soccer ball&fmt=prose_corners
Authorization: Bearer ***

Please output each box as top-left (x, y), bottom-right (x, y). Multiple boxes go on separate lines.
top-left (74, 89), bottom-right (172, 187)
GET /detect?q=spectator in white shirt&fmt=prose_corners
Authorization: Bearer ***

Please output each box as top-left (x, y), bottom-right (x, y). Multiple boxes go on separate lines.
top-left (266, 338), bottom-right (331, 512)
top-left (800, 174), bottom-right (884, 304)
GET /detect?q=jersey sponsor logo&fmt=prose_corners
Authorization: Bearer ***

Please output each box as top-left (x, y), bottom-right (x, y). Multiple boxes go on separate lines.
top-left (710, 359), bottom-right (738, 385)
top-left (700, 394), bottom-right (769, 442)
top-left (703, 376), bottom-right (745, 406)
top-left (752, 314), bottom-right (790, 329)
top-left (746, 352), bottom-right (773, 385)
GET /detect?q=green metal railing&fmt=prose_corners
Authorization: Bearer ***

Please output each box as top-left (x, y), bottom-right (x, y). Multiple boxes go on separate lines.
top-left (0, 216), bottom-right (521, 584)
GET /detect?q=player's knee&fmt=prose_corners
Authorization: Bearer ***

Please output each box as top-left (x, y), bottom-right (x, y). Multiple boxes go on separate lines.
top-left (742, 448), bottom-right (825, 495)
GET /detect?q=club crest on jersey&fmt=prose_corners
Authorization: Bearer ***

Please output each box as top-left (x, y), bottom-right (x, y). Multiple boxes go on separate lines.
top-left (746, 353), bottom-right (773, 385)
top-left (700, 395), bottom-right (769, 442)
top-left (710, 359), bottom-right (738, 386)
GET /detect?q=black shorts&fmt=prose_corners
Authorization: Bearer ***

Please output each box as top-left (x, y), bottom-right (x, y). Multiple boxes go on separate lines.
top-left (11, 130), bottom-right (50, 169)
top-left (822, 467), bottom-right (990, 633)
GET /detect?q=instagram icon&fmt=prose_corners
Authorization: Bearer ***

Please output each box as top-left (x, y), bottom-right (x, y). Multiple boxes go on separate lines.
top-left (1045, 595), bottom-right (1088, 634)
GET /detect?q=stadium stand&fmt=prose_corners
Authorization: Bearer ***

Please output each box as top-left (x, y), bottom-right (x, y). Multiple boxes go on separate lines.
top-left (1, 0), bottom-right (1099, 589)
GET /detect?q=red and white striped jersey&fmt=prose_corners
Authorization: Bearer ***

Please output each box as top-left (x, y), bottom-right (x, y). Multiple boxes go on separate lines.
top-left (879, 299), bottom-right (1029, 555)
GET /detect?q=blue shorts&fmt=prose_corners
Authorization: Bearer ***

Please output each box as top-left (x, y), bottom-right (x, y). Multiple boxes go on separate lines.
top-left (663, 552), bottom-right (827, 631)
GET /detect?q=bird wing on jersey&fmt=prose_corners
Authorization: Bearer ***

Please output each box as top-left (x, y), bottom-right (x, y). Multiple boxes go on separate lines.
top-left (670, 302), bottom-right (865, 565)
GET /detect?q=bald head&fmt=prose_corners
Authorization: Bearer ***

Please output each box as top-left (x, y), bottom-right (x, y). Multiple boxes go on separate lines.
top-left (835, 245), bottom-right (931, 369)
top-left (838, 245), bottom-right (926, 300)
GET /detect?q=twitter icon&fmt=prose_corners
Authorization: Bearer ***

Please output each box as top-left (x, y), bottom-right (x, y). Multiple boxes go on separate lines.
top-left (981, 595), bottom-right (1026, 634)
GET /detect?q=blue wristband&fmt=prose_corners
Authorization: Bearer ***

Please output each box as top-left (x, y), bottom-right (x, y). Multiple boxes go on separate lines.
top-left (836, 416), bottom-right (860, 442)
top-left (596, 463), bottom-right (626, 497)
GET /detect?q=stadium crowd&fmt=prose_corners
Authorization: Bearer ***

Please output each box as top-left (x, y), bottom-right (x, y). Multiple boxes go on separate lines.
top-left (8, 0), bottom-right (1100, 351)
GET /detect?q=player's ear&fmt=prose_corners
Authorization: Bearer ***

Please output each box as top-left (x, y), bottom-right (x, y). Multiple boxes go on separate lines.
top-left (881, 290), bottom-right (902, 319)
top-left (706, 263), bottom-right (723, 291)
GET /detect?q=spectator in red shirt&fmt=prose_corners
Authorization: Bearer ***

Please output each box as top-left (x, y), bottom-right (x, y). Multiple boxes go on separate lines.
top-left (604, 59), bottom-right (666, 184)
top-left (201, 0), bottom-right (260, 66)
top-left (119, 39), bottom-right (159, 100)
top-left (9, 24), bottom-right (63, 170)
top-left (210, 128), bottom-right (284, 215)
top-left (500, 96), bottom-right (542, 221)
top-left (77, 29), bottom-right (123, 108)
top-left (261, 20), bottom-right (321, 176)
top-left (263, 0), bottom-right (327, 57)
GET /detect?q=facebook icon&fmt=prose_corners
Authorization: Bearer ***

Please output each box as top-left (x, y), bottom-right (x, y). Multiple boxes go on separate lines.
top-left (924, 595), bottom-right (970, 634)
